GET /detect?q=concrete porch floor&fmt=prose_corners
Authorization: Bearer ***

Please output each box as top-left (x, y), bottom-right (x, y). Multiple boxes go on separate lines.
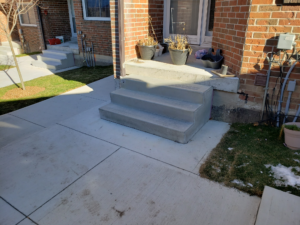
top-left (0, 76), bottom-right (260, 225)
top-left (47, 40), bottom-right (79, 54)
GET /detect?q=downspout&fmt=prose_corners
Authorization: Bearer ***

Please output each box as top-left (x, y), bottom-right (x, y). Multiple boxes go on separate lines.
top-left (37, 6), bottom-right (46, 50)
top-left (118, 0), bottom-right (125, 78)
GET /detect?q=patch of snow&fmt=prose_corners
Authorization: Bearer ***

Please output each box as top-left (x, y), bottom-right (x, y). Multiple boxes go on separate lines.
top-left (247, 183), bottom-right (253, 187)
top-left (265, 164), bottom-right (300, 187)
top-left (294, 152), bottom-right (300, 155)
top-left (236, 163), bottom-right (249, 168)
top-left (294, 159), bottom-right (300, 163)
top-left (260, 171), bottom-right (263, 173)
top-left (212, 166), bottom-right (220, 173)
top-left (228, 148), bottom-right (234, 151)
top-left (232, 179), bottom-right (245, 186)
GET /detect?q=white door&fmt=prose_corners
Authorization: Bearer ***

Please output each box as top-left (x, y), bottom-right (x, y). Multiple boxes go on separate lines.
top-left (68, 0), bottom-right (77, 38)
top-left (164, 0), bottom-right (203, 45)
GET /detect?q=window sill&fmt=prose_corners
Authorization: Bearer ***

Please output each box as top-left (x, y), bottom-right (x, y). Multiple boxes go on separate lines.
top-left (20, 24), bottom-right (37, 27)
top-left (83, 17), bottom-right (111, 21)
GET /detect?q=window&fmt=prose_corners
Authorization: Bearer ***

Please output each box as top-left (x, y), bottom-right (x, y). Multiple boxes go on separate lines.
top-left (82, 0), bottom-right (110, 21)
top-left (19, 6), bottom-right (37, 26)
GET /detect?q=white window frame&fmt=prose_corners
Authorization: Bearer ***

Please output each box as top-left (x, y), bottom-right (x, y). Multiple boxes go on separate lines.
top-left (18, 4), bottom-right (37, 27)
top-left (81, 0), bottom-right (111, 21)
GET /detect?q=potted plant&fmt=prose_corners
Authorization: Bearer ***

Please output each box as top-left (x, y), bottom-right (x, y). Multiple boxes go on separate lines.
top-left (282, 122), bottom-right (300, 150)
top-left (164, 35), bottom-right (192, 65)
top-left (137, 37), bottom-right (158, 60)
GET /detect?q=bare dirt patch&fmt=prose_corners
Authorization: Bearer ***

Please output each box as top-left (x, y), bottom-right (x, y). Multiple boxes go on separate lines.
top-left (1, 86), bottom-right (45, 100)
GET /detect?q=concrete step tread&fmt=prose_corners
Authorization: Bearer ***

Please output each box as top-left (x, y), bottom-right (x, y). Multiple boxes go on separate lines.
top-left (40, 53), bottom-right (67, 60)
top-left (112, 88), bottom-right (201, 112)
top-left (100, 103), bottom-right (193, 132)
top-left (124, 74), bottom-right (211, 93)
top-left (255, 186), bottom-right (300, 225)
top-left (42, 49), bottom-right (73, 55)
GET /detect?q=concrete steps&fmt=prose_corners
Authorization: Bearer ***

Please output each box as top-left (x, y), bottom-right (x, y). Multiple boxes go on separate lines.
top-left (99, 75), bottom-right (213, 143)
top-left (255, 186), bottom-right (300, 225)
top-left (32, 50), bottom-right (75, 71)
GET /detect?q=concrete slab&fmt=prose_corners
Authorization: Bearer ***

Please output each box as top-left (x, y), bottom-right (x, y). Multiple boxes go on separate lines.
top-left (60, 106), bottom-right (230, 173)
top-left (125, 53), bottom-right (239, 93)
top-left (0, 54), bottom-right (79, 88)
top-left (0, 114), bottom-right (44, 148)
top-left (64, 76), bottom-right (115, 102)
top-left (0, 125), bottom-right (119, 215)
top-left (18, 219), bottom-right (36, 225)
top-left (255, 186), bottom-right (300, 225)
top-left (10, 95), bottom-right (106, 127)
top-left (0, 199), bottom-right (24, 225)
top-left (30, 148), bottom-right (260, 225)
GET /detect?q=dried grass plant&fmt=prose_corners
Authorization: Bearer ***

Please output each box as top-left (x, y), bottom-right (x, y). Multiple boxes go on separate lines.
top-left (138, 15), bottom-right (158, 47)
top-left (164, 35), bottom-right (192, 55)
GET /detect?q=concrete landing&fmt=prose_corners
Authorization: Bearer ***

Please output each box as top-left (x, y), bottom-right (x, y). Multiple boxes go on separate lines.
top-left (125, 53), bottom-right (239, 93)
top-left (255, 186), bottom-right (300, 225)
top-left (29, 149), bottom-right (260, 225)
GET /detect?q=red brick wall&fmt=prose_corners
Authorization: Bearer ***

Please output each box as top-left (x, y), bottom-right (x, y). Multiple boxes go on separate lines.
top-left (17, 5), bottom-right (44, 53)
top-left (39, 0), bottom-right (72, 42)
top-left (73, 0), bottom-right (112, 57)
top-left (239, 1), bottom-right (300, 109)
top-left (212, 0), bottom-right (251, 75)
top-left (110, 0), bottom-right (120, 77)
top-left (0, 11), bottom-right (20, 43)
top-left (124, 0), bottom-right (163, 61)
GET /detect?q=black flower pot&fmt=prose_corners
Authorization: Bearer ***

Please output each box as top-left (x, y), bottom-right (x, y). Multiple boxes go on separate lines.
top-left (169, 48), bottom-right (189, 65)
top-left (200, 48), bottom-right (224, 69)
top-left (138, 45), bottom-right (156, 60)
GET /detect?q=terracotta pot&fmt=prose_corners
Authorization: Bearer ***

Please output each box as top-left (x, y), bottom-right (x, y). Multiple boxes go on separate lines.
top-left (284, 122), bottom-right (300, 150)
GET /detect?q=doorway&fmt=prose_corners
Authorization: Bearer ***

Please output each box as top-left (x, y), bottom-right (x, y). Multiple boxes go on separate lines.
top-left (68, 0), bottom-right (77, 38)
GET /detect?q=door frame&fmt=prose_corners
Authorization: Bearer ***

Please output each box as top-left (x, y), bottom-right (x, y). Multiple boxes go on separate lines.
top-left (200, 0), bottom-right (213, 47)
top-left (67, 0), bottom-right (77, 38)
top-left (163, 0), bottom-right (203, 45)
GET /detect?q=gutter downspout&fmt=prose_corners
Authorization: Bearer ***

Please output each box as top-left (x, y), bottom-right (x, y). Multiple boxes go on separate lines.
top-left (37, 6), bottom-right (46, 50)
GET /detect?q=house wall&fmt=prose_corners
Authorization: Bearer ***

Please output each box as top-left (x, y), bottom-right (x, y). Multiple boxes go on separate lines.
top-left (110, 0), bottom-right (120, 77)
top-left (0, 11), bottom-right (20, 43)
top-left (239, 1), bottom-right (300, 111)
top-left (123, 0), bottom-right (163, 61)
top-left (38, 0), bottom-right (72, 42)
top-left (17, 6), bottom-right (44, 53)
top-left (212, 0), bottom-right (251, 76)
top-left (73, 0), bottom-right (113, 65)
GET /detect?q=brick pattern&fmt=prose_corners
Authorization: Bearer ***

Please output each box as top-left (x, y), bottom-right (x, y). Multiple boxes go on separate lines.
top-left (212, 0), bottom-right (251, 75)
top-left (17, 4), bottom-right (44, 53)
top-left (39, 0), bottom-right (72, 42)
top-left (0, 11), bottom-right (21, 43)
top-left (73, 0), bottom-right (112, 57)
top-left (240, 1), bottom-right (300, 109)
top-left (123, 0), bottom-right (163, 61)
top-left (110, 0), bottom-right (120, 77)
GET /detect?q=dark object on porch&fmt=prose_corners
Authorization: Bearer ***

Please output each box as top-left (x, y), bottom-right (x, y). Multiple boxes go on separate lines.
top-left (169, 48), bottom-right (189, 65)
top-left (138, 45), bottom-right (156, 60)
top-left (254, 74), bottom-right (267, 87)
top-left (200, 48), bottom-right (223, 69)
top-left (48, 38), bottom-right (61, 45)
top-left (161, 43), bottom-right (168, 54)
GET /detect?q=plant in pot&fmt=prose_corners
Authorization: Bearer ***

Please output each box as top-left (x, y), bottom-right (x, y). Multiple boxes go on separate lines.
top-left (280, 122), bottom-right (300, 150)
top-left (137, 37), bottom-right (158, 60)
top-left (164, 35), bottom-right (192, 65)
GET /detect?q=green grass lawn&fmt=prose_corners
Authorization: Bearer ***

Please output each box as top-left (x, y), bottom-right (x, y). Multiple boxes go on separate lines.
top-left (0, 65), bottom-right (15, 71)
top-left (16, 52), bottom-right (42, 57)
top-left (0, 66), bottom-right (113, 115)
top-left (200, 123), bottom-right (300, 197)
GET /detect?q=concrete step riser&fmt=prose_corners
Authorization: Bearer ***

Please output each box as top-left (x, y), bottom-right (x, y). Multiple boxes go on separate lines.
top-left (121, 79), bottom-right (205, 104)
top-left (110, 92), bottom-right (197, 122)
top-left (99, 107), bottom-right (188, 143)
top-left (31, 61), bottom-right (61, 70)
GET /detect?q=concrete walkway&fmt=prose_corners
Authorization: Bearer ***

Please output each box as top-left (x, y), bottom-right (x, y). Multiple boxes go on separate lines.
top-left (0, 54), bottom-right (79, 88)
top-left (0, 76), bottom-right (260, 225)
